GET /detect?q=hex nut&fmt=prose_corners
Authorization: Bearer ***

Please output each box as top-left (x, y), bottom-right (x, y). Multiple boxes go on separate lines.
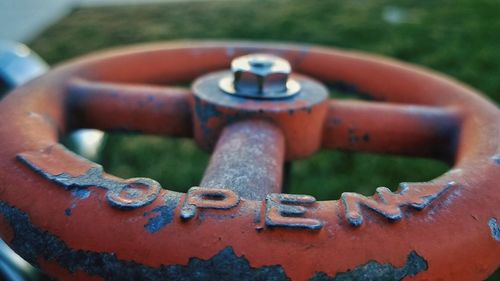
top-left (231, 54), bottom-right (291, 95)
top-left (219, 53), bottom-right (300, 99)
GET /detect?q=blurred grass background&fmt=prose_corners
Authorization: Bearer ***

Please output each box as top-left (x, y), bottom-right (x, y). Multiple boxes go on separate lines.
top-left (29, 1), bottom-right (498, 203)
top-left (28, 1), bottom-right (499, 278)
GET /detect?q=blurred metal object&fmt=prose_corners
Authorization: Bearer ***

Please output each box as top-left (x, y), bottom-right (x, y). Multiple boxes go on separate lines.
top-left (219, 53), bottom-right (301, 99)
top-left (0, 40), bottom-right (50, 281)
top-left (0, 240), bottom-right (48, 281)
top-left (0, 41), bottom-right (48, 90)
top-left (0, 41), bottom-right (105, 162)
top-left (0, 42), bottom-right (103, 281)
top-left (0, 40), bottom-right (105, 162)
top-left (68, 129), bottom-right (106, 162)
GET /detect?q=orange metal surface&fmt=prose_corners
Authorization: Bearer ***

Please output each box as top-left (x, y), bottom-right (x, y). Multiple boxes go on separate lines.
top-left (0, 42), bottom-right (498, 280)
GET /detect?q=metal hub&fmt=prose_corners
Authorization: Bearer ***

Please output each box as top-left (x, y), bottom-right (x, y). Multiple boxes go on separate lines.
top-left (192, 54), bottom-right (329, 156)
top-left (218, 53), bottom-right (301, 99)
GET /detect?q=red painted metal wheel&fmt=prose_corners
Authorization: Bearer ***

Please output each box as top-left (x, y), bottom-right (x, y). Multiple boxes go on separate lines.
top-left (0, 42), bottom-right (498, 280)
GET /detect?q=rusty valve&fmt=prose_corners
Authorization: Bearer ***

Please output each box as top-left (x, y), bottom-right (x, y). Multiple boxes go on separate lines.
top-left (219, 53), bottom-right (301, 99)
top-left (0, 42), bottom-right (499, 281)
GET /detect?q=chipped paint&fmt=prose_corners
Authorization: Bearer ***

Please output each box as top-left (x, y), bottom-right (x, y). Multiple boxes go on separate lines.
top-left (193, 96), bottom-right (223, 142)
top-left (0, 200), bottom-right (431, 280)
top-left (72, 189), bottom-right (91, 200)
top-left (1, 42), bottom-right (499, 280)
top-left (0, 201), bottom-right (290, 280)
top-left (492, 154), bottom-right (500, 164)
top-left (200, 120), bottom-right (284, 200)
top-left (342, 182), bottom-right (456, 226)
top-left (17, 145), bottom-right (160, 209)
top-left (65, 189), bottom-right (92, 216)
top-left (488, 218), bottom-right (500, 242)
top-left (144, 193), bottom-right (181, 233)
top-left (310, 251), bottom-right (427, 281)
top-left (192, 70), bottom-right (329, 159)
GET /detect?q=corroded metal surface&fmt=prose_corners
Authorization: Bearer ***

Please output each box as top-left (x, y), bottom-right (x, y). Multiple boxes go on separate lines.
top-left (200, 120), bottom-right (285, 200)
top-left (322, 100), bottom-right (460, 161)
top-left (0, 42), bottom-right (498, 280)
top-left (17, 144), bottom-right (161, 209)
top-left (192, 70), bottom-right (329, 158)
top-left (68, 79), bottom-right (192, 136)
top-left (265, 194), bottom-right (322, 230)
top-left (341, 181), bottom-right (456, 226)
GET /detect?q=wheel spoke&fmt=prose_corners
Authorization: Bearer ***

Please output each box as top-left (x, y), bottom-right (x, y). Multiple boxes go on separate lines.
top-left (323, 100), bottom-right (461, 161)
top-left (200, 120), bottom-right (285, 200)
top-left (67, 79), bottom-right (192, 137)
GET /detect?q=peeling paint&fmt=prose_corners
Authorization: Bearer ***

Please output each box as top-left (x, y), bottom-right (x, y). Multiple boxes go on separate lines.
top-left (342, 182), bottom-right (455, 226)
top-left (488, 218), bottom-right (500, 242)
top-left (144, 193), bottom-right (181, 233)
top-left (17, 145), bottom-right (160, 209)
top-left (1, 200), bottom-right (431, 280)
top-left (310, 251), bottom-right (428, 281)
top-left (72, 189), bottom-right (91, 200)
top-left (193, 96), bottom-right (223, 142)
top-left (492, 154), bottom-right (500, 165)
top-left (65, 189), bottom-right (92, 216)
top-left (0, 201), bottom-right (290, 280)
top-left (199, 121), bottom-right (283, 201)
top-left (192, 70), bottom-right (329, 159)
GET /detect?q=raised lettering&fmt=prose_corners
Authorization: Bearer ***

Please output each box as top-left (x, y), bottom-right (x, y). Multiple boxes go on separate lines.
top-left (180, 187), bottom-right (240, 220)
top-left (265, 193), bottom-right (322, 230)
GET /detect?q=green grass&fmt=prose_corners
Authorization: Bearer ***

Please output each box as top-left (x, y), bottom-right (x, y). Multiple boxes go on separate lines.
top-left (29, 0), bottom-right (499, 279)
top-left (30, 0), bottom-right (500, 106)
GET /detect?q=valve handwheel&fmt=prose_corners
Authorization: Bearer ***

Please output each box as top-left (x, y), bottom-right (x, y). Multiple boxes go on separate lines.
top-left (0, 42), bottom-right (498, 280)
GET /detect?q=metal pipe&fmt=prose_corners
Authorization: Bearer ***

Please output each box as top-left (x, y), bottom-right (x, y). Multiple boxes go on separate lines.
top-left (200, 120), bottom-right (285, 200)
top-left (322, 100), bottom-right (460, 161)
top-left (67, 79), bottom-right (193, 137)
